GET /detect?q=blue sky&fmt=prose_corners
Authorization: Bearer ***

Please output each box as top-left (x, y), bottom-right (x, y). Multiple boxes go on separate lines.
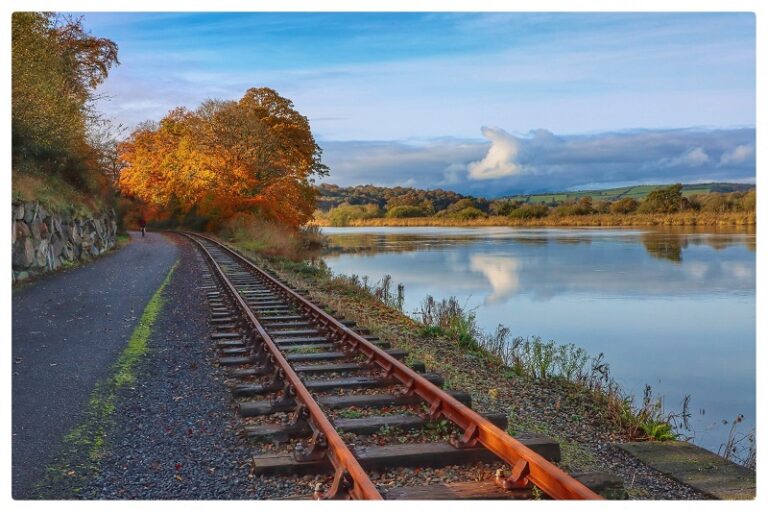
top-left (83, 12), bottom-right (756, 196)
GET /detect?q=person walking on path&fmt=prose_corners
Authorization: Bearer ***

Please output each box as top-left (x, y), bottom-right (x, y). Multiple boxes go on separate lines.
top-left (138, 217), bottom-right (147, 237)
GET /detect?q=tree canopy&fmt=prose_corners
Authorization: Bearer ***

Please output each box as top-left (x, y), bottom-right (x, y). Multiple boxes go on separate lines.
top-left (12, 12), bottom-right (119, 186)
top-left (118, 88), bottom-right (328, 228)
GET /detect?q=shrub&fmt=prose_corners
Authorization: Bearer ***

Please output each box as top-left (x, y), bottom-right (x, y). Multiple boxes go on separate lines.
top-left (740, 190), bottom-right (756, 211)
top-left (593, 200), bottom-right (611, 214)
top-left (451, 206), bottom-right (486, 220)
top-left (219, 213), bottom-right (316, 260)
top-left (327, 204), bottom-right (383, 226)
top-left (551, 199), bottom-right (593, 216)
top-left (609, 197), bottom-right (639, 214)
top-left (386, 205), bottom-right (428, 218)
top-left (490, 199), bottom-right (521, 216)
top-left (508, 204), bottom-right (549, 219)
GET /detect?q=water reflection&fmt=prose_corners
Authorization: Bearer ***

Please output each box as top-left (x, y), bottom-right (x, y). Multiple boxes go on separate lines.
top-left (642, 234), bottom-right (686, 262)
top-left (322, 226), bottom-right (755, 455)
top-left (326, 229), bottom-right (755, 302)
top-left (469, 254), bottom-right (521, 304)
top-left (325, 226), bottom-right (755, 262)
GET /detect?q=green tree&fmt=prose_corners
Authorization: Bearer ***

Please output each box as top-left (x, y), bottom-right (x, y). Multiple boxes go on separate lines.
top-left (638, 184), bottom-right (685, 213)
top-left (508, 204), bottom-right (549, 219)
top-left (327, 204), bottom-right (382, 226)
top-left (386, 205), bottom-right (428, 218)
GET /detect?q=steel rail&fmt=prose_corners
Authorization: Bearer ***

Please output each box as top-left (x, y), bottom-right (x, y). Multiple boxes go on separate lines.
top-left (186, 233), bottom-right (383, 500)
top-left (194, 232), bottom-right (603, 500)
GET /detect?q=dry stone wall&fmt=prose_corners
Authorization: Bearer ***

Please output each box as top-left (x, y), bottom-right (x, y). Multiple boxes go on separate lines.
top-left (12, 201), bottom-right (118, 283)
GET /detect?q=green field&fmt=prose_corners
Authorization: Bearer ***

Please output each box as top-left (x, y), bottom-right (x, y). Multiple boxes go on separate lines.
top-left (503, 183), bottom-right (754, 204)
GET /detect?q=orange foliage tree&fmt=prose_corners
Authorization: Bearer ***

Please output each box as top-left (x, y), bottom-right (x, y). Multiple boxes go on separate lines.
top-left (118, 88), bottom-right (328, 228)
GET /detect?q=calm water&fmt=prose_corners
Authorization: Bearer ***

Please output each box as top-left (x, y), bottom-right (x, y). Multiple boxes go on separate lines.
top-left (322, 226), bottom-right (756, 454)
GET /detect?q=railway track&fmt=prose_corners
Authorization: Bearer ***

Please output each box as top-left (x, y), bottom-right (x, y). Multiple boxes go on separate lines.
top-left (184, 232), bottom-right (606, 500)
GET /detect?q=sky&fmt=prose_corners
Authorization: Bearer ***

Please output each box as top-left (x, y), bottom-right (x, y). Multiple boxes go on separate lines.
top-left (81, 12), bottom-right (756, 196)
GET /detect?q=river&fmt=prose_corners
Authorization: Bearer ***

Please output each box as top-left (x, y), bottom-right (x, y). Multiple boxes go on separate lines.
top-left (321, 226), bottom-right (755, 457)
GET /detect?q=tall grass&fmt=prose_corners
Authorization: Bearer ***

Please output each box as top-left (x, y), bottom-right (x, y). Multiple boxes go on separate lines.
top-left (313, 211), bottom-right (755, 228)
top-left (718, 415), bottom-right (756, 470)
top-left (415, 293), bottom-right (687, 442)
top-left (220, 213), bottom-right (326, 260)
top-left (329, 272), bottom-right (405, 311)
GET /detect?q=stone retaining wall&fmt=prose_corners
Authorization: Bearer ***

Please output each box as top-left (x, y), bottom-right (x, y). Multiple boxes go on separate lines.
top-left (12, 201), bottom-right (118, 283)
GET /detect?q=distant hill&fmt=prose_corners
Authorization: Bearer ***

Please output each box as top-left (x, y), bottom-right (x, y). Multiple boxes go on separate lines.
top-left (316, 183), bottom-right (468, 212)
top-left (501, 183), bottom-right (755, 204)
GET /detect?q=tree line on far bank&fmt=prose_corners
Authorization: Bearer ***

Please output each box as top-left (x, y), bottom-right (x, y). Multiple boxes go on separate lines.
top-left (316, 183), bottom-right (756, 226)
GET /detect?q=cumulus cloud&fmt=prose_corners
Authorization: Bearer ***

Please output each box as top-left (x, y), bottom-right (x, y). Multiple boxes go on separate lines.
top-left (720, 144), bottom-right (753, 165)
top-left (660, 147), bottom-right (711, 168)
top-left (318, 127), bottom-right (755, 196)
top-left (467, 127), bottom-right (523, 180)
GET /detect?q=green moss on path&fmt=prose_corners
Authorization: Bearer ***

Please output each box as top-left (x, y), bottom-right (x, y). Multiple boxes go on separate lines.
top-left (35, 261), bottom-right (178, 498)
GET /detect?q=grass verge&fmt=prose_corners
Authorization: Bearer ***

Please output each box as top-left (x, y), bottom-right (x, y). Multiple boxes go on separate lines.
top-left (33, 261), bottom-right (178, 498)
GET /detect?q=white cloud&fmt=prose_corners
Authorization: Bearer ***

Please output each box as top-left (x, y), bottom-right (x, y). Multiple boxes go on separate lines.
top-left (318, 127), bottom-right (754, 196)
top-left (720, 145), bottom-right (753, 165)
top-left (442, 162), bottom-right (467, 185)
top-left (660, 147), bottom-right (710, 168)
top-left (467, 127), bottom-right (523, 180)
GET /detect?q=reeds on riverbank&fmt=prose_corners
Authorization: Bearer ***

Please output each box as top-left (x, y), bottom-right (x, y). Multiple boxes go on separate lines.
top-left (414, 294), bottom-right (683, 443)
top-left (312, 211), bottom-right (755, 228)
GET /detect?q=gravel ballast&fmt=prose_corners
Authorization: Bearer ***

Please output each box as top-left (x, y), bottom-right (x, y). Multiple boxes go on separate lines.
top-left (80, 236), bottom-right (259, 499)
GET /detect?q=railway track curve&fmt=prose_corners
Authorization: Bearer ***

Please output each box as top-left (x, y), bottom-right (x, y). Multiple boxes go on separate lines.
top-left (184, 232), bottom-right (604, 500)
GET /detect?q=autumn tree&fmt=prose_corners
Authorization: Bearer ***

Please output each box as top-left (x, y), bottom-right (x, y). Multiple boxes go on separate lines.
top-left (12, 12), bottom-right (119, 187)
top-left (610, 197), bottom-right (639, 214)
top-left (119, 88), bottom-right (329, 228)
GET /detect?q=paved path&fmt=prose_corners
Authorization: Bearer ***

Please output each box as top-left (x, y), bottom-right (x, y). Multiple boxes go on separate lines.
top-left (12, 231), bottom-right (179, 498)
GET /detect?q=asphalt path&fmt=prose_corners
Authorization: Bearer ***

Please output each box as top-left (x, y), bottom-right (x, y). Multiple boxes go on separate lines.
top-left (12, 231), bottom-right (179, 498)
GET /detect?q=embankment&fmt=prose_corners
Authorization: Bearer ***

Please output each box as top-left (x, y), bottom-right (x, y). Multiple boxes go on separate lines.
top-left (12, 201), bottom-right (118, 283)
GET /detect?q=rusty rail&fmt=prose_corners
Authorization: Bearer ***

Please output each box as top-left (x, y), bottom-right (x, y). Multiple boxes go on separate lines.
top-left (187, 233), bottom-right (383, 499)
top-left (189, 232), bottom-right (602, 500)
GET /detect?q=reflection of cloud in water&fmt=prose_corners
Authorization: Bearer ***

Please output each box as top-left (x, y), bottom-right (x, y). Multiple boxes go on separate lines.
top-left (469, 254), bottom-right (521, 304)
top-left (721, 261), bottom-right (753, 280)
top-left (324, 227), bottom-right (755, 301)
top-left (684, 261), bottom-right (709, 280)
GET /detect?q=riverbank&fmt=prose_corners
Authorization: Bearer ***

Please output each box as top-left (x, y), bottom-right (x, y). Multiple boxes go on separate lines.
top-left (223, 239), bottom-right (711, 499)
top-left (313, 211), bottom-right (754, 228)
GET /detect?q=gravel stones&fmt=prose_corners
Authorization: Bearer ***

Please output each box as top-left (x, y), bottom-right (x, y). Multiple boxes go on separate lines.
top-left (81, 238), bottom-right (258, 499)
